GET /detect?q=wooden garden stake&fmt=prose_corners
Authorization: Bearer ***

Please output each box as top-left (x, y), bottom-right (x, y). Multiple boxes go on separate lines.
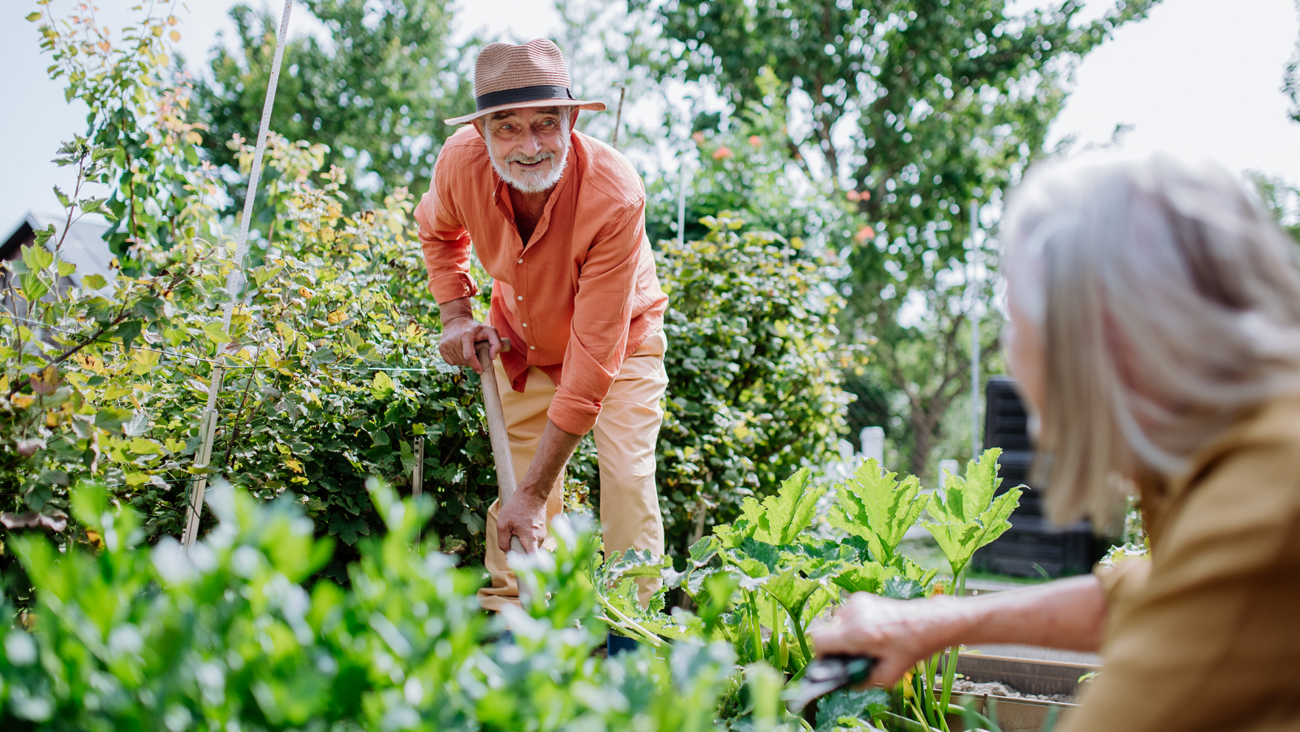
top-left (473, 339), bottom-right (525, 555)
top-left (411, 435), bottom-right (425, 547)
top-left (412, 436), bottom-right (424, 501)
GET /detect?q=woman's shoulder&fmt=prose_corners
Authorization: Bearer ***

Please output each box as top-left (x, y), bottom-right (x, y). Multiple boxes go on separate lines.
top-left (1157, 393), bottom-right (1300, 567)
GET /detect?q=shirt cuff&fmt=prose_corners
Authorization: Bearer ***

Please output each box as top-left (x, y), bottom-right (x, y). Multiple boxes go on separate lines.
top-left (547, 387), bottom-right (601, 435)
top-left (429, 271), bottom-right (478, 304)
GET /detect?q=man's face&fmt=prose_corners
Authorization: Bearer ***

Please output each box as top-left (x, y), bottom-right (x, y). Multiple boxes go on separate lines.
top-left (479, 106), bottom-right (571, 194)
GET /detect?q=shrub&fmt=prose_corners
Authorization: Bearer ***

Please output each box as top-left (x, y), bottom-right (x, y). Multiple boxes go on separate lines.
top-left (649, 213), bottom-right (861, 563)
top-left (0, 478), bottom-right (740, 730)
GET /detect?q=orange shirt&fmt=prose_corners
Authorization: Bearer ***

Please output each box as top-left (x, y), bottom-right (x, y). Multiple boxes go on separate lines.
top-left (415, 125), bottom-right (668, 436)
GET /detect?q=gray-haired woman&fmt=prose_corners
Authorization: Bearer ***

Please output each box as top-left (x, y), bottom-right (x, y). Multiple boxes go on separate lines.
top-left (813, 155), bottom-right (1300, 731)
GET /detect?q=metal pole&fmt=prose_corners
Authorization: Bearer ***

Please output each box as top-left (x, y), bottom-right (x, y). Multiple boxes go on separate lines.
top-left (183, 0), bottom-right (295, 552)
top-left (970, 200), bottom-right (981, 460)
top-left (677, 164), bottom-right (690, 248)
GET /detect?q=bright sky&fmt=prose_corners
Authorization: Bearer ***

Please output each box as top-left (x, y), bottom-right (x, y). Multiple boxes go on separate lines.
top-left (3, 0), bottom-right (1299, 232)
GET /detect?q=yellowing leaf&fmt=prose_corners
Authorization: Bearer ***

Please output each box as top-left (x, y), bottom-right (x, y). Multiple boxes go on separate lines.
top-left (12, 395), bottom-right (34, 409)
top-left (285, 458), bottom-right (304, 474)
top-left (327, 308), bottom-right (346, 325)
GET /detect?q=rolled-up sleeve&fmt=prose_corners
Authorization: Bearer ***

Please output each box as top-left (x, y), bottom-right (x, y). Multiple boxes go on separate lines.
top-left (547, 199), bottom-right (646, 435)
top-left (415, 156), bottom-right (478, 304)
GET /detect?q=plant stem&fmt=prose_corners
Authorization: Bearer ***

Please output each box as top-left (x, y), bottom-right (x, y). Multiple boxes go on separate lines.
top-left (744, 589), bottom-right (764, 664)
top-left (938, 569), bottom-right (965, 715)
top-left (789, 610), bottom-right (813, 676)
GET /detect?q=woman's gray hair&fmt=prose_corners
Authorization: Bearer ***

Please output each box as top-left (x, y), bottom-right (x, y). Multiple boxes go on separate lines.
top-left (1002, 154), bottom-right (1300, 529)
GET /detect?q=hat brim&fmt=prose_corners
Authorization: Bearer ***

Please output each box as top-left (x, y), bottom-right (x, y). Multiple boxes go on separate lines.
top-left (446, 98), bottom-right (607, 125)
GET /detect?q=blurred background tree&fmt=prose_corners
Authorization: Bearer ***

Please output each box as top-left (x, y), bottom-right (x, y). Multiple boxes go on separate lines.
top-left (193, 0), bottom-right (477, 217)
top-left (633, 0), bottom-right (1160, 480)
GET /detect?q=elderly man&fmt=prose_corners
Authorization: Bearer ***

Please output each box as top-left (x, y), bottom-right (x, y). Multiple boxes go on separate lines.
top-left (416, 39), bottom-right (669, 613)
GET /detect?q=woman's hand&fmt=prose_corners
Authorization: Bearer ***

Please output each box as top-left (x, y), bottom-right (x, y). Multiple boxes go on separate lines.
top-left (812, 593), bottom-right (961, 687)
top-left (812, 575), bottom-right (1108, 687)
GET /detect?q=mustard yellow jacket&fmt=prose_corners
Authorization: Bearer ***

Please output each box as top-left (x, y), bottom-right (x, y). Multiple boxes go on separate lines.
top-left (1060, 395), bottom-right (1300, 731)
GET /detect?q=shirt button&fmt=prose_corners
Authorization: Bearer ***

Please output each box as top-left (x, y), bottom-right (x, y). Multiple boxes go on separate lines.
top-left (517, 258), bottom-right (523, 264)
top-left (522, 323), bottom-right (528, 328)
top-left (529, 345), bottom-right (535, 350)
top-left (516, 295), bottom-right (523, 301)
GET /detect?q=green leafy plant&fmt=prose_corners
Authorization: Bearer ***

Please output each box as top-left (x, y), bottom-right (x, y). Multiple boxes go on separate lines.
top-left (599, 449), bottom-right (1022, 731)
top-left (0, 477), bottom-right (741, 730)
top-left (651, 212), bottom-right (863, 565)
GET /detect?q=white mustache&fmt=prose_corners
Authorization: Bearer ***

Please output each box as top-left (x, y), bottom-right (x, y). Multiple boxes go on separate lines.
top-left (506, 151), bottom-right (554, 165)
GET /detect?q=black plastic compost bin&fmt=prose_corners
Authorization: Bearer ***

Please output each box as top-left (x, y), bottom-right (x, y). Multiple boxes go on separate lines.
top-left (970, 376), bottom-right (1108, 577)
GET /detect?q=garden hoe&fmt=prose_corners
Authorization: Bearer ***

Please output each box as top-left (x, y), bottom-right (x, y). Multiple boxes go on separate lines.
top-left (473, 339), bottom-right (526, 555)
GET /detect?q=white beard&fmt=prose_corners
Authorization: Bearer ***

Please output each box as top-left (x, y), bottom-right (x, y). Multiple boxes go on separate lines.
top-left (485, 113), bottom-right (572, 194)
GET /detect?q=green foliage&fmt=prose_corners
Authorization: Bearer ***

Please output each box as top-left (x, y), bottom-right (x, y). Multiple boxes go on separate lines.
top-left (652, 212), bottom-right (861, 563)
top-left (599, 450), bottom-right (1018, 731)
top-left (829, 459), bottom-right (929, 565)
top-left (195, 0), bottom-right (477, 211)
top-left (5, 5), bottom-right (505, 587)
top-left (0, 478), bottom-right (739, 730)
top-left (641, 0), bottom-right (1161, 480)
top-left (923, 448), bottom-right (1020, 579)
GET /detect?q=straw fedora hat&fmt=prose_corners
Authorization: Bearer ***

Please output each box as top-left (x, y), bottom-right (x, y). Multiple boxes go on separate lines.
top-left (446, 39), bottom-right (606, 125)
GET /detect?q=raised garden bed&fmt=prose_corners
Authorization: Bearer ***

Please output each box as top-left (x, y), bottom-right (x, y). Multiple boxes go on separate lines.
top-left (938, 652), bottom-right (1097, 732)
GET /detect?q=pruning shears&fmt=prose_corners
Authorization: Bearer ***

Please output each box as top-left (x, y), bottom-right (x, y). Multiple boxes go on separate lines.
top-left (788, 654), bottom-right (878, 712)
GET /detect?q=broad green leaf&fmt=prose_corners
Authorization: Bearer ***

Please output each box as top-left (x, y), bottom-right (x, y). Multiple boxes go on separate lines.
top-left (923, 448), bottom-right (1022, 577)
top-left (880, 575), bottom-right (926, 600)
top-left (57, 261), bottom-right (75, 277)
top-left (833, 560), bottom-right (898, 595)
top-left (817, 688), bottom-right (890, 732)
top-left (735, 468), bottom-right (825, 546)
top-left (829, 457), bottom-right (928, 563)
top-left (370, 370), bottom-right (395, 399)
top-left (762, 566), bottom-right (822, 620)
top-left (82, 273), bottom-right (107, 290)
top-left (604, 547), bottom-right (671, 580)
top-left (21, 243), bottom-right (53, 272)
top-left (20, 272), bottom-right (49, 302)
top-left (202, 322), bottom-right (232, 344)
top-left (687, 535), bottom-right (720, 567)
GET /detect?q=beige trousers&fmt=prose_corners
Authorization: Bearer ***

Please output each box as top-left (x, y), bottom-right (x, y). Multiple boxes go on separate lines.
top-left (477, 332), bottom-right (668, 612)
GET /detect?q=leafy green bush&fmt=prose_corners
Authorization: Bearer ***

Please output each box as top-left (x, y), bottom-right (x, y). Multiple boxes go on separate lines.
top-left (0, 478), bottom-right (740, 731)
top-left (7, 5), bottom-right (860, 587)
top-left (4, 4), bottom-right (503, 580)
top-left (650, 213), bottom-right (861, 563)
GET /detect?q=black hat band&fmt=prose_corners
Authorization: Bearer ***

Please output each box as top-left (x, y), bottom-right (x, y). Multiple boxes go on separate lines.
top-left (475, 85), bottom-right (577, 112)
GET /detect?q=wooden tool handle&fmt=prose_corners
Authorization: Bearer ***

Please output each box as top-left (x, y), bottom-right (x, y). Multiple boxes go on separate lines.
top-left (474, 340), bottom-right (526, 555)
